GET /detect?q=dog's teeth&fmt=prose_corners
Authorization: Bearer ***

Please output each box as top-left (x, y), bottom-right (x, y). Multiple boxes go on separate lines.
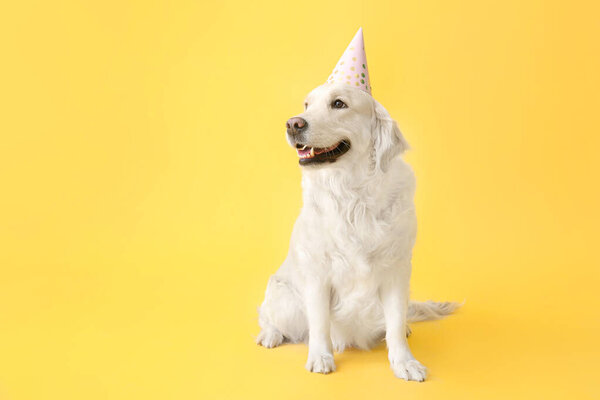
top-left (310, 147), bottom-right (314, 157)
top-left (302, 145), bottom-right (307, 150)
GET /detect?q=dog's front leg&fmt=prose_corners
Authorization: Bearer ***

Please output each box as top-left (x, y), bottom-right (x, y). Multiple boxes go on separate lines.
top-left (304, 280), bottom-right (335, 374)
top-left (381, 271), bottom-right (427, 381)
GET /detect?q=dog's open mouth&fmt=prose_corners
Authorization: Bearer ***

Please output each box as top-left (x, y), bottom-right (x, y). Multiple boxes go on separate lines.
top-left (295, 140), bottom-right (351, 165)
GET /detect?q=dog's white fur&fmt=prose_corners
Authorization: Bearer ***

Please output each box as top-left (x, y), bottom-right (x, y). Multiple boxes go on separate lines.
top-left (257, 83), bottom-right (458, 381)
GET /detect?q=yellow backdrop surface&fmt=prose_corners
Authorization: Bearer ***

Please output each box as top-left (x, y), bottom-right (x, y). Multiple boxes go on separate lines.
top-left (1, 1), bottom-right (599, 399)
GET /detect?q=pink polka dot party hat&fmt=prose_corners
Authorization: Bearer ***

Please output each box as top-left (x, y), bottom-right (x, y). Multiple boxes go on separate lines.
top-left (326, 28), bottom-right (371, 94)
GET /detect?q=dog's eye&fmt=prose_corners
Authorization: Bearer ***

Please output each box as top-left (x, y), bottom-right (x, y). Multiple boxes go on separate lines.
top-left (332, 99), bottom-right (347, 109)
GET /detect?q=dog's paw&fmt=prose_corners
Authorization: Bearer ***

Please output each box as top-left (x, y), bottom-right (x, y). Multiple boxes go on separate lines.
top-left (305, 352), bottom-right (336, 374)
top-left (390, 358), bottom-right (427, 382)
top-left (256, 329), bottom-right (283, 348)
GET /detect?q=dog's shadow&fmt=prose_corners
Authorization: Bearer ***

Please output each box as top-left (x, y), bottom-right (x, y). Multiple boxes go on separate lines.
top-left (334, 343), bottom-right (388, 371)
top-left (259, 321), bottom-right (458, 374)
top-left (332, 322), bottom-right (455, 372)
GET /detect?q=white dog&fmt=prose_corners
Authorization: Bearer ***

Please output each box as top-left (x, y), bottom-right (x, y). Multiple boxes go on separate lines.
top-left (257, 83), bottom-right (459, 381)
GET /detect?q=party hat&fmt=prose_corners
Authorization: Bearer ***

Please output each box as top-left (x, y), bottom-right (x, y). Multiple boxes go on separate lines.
top-left (326, 28), bottom-right (371, 94)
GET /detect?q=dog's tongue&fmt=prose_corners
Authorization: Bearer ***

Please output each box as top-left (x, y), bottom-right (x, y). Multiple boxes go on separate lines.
top-left (297, 147), bottom-right (313, 157)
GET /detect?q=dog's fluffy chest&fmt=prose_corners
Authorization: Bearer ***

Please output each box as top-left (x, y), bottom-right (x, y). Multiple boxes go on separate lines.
top-left (293, 181), bottom-right (400, 277)
top-left (311, 189), bottom-right (384, 250)
top-left (290, 164), bottom-right (417, 281)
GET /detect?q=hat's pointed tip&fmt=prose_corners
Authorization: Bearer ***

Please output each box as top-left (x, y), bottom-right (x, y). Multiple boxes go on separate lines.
top-left (326, 28), bottom-right (371, 95)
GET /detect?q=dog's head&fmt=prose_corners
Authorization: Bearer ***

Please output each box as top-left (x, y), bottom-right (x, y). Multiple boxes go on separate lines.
top-left (286, 83), bottom-right (408, 172)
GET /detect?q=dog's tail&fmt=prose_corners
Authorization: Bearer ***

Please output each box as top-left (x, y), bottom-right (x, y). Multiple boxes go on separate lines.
top-left (407, 300), bottom-right (462, 323)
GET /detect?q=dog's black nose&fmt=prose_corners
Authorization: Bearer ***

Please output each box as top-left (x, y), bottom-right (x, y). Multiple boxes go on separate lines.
top-left (286, 117), bottom-right (308, 135)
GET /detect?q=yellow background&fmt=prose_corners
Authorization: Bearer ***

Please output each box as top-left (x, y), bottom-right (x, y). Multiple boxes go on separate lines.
top-left (1, 0), bottom-right (599, 399)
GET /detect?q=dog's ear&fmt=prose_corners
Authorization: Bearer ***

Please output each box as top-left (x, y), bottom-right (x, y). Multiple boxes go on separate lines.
top-left (372, 100), bottom-right (409, 172)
